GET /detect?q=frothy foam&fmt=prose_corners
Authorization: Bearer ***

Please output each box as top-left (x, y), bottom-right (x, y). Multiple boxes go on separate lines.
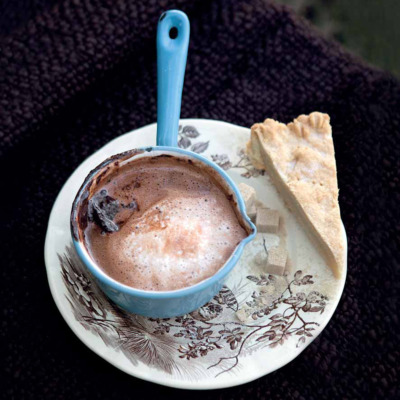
top-left (83, 156), bottom-right (248, 291)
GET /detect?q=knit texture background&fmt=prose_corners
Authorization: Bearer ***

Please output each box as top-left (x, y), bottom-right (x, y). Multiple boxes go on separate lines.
top-left (1, 0), bottom-right (399, 398)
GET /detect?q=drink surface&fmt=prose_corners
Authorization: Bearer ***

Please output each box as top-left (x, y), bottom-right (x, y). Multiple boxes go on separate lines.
top-left (83, 155), bottom-right (248, 291)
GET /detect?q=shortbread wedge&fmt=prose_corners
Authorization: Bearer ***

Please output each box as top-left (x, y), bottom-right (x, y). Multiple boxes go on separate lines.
top-left (246, 112), bottom-right (345, 278)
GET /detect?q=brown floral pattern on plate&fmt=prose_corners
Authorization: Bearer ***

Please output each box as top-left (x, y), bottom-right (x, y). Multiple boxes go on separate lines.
top-left (60, 241), bottom-right (327, 378)
top-left (178, 125), bottom-right (264, 179)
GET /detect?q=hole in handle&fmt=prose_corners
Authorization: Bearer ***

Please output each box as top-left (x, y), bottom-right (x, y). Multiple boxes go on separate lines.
top-left (169, 27), bottom-right (178, 39)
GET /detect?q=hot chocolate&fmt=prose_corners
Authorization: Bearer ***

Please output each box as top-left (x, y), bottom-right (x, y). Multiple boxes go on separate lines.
top-left (79, 154), bottom-right (249, 291)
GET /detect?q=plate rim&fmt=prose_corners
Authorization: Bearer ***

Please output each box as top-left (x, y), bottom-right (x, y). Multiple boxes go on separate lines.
top-left (44, 118), bottom-right (347, 390)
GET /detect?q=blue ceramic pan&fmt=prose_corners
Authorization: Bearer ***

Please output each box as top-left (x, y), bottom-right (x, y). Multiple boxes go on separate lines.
top-left (70, 11), bottom-right (256, 317)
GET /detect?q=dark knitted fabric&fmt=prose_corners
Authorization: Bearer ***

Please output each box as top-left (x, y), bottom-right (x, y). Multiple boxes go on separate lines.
top-left (1, 0), bottom-right (399, 399)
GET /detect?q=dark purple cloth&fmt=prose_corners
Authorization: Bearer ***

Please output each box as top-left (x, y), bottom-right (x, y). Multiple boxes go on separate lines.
top-left (1, 0), bottom-right (399, 399)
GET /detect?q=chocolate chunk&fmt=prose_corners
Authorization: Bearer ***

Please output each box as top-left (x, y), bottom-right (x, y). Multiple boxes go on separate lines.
top-left (88, 190), bottom-right (120, 232)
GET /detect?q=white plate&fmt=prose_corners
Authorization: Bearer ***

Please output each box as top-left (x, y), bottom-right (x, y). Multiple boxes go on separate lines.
top-left (44, 119), bottom-right (347, 390)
